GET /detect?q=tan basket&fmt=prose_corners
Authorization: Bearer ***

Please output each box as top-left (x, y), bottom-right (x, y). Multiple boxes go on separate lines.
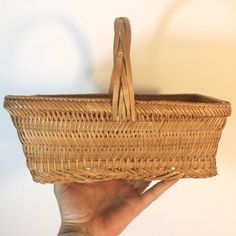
top-left (4, 17), bottom-right (231, 184)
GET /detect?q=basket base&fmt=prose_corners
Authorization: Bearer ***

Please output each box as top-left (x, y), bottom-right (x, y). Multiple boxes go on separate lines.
top-left (29, 167), bottom-right (217, 184)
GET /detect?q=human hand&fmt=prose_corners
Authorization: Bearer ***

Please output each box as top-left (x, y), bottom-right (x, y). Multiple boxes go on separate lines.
top-left (54, 178), bottom-right (178, 236)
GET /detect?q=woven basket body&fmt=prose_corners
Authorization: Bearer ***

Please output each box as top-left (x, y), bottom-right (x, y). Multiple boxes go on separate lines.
top-left (4, 18), bottom-right (231, 184)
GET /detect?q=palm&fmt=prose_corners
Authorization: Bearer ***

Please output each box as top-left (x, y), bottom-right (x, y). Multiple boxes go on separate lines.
top-left (54, 179), bottom-right (177, 236)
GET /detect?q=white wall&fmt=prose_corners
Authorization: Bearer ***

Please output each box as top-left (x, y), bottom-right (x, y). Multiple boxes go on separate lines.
top-left (0, 0), bottom-right (236, 235)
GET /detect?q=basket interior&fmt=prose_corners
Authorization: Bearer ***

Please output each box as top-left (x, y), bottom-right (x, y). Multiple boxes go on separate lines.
top-left (29, 93), bottom-right (226, 104)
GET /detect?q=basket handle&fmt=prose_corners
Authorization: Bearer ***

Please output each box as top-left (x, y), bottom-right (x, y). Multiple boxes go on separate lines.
top-left (109, 17), bottom-right (136, 121)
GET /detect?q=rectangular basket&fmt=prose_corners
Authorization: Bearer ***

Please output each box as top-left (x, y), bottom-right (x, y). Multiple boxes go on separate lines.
top-left (3, 17), bottom-right (231, 184)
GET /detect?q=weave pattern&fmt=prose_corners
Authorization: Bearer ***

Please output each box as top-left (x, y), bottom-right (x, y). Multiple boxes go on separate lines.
top-left (4, 94), bottom-right (231, 183)
top-left (3, 17), bottom-right (231, 184)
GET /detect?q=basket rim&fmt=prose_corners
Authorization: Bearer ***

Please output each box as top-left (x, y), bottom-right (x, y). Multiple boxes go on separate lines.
top-left (4, 93), bottom-right (230, 105)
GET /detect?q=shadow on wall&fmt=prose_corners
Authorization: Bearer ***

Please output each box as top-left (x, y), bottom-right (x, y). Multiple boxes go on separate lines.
top-left (143, 0), bottom-right (236, 97)
top-left (1, 0), bottom-right (235, 96)
top-left (92, 0), bottom-right (236, 98)
top-left (0, 12), bottom-right (93, 94)
top-left (91, 0), bottom-right (187, 94)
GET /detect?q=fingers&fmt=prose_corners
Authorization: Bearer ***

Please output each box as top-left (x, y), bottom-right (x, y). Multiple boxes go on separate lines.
top-left (126, 180), bottom-right (152, 194)
top-left (109, 179), bottom-right (178, 228)
top-left (135, 181), bottom-right (151, 194)
top-left (140, 179), bottom-right (178, 208)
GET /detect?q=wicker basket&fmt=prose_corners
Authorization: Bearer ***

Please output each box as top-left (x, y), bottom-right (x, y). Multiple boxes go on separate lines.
top-left (4, 17), bottom-right (231, 184)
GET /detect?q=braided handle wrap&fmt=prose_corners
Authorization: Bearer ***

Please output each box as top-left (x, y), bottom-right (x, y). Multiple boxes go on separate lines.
top-left (109, 17), bottom-right (136, 121)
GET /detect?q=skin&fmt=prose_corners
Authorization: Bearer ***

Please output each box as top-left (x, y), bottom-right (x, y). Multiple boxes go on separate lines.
top-left (54, 179), bottom-right (178, 236)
